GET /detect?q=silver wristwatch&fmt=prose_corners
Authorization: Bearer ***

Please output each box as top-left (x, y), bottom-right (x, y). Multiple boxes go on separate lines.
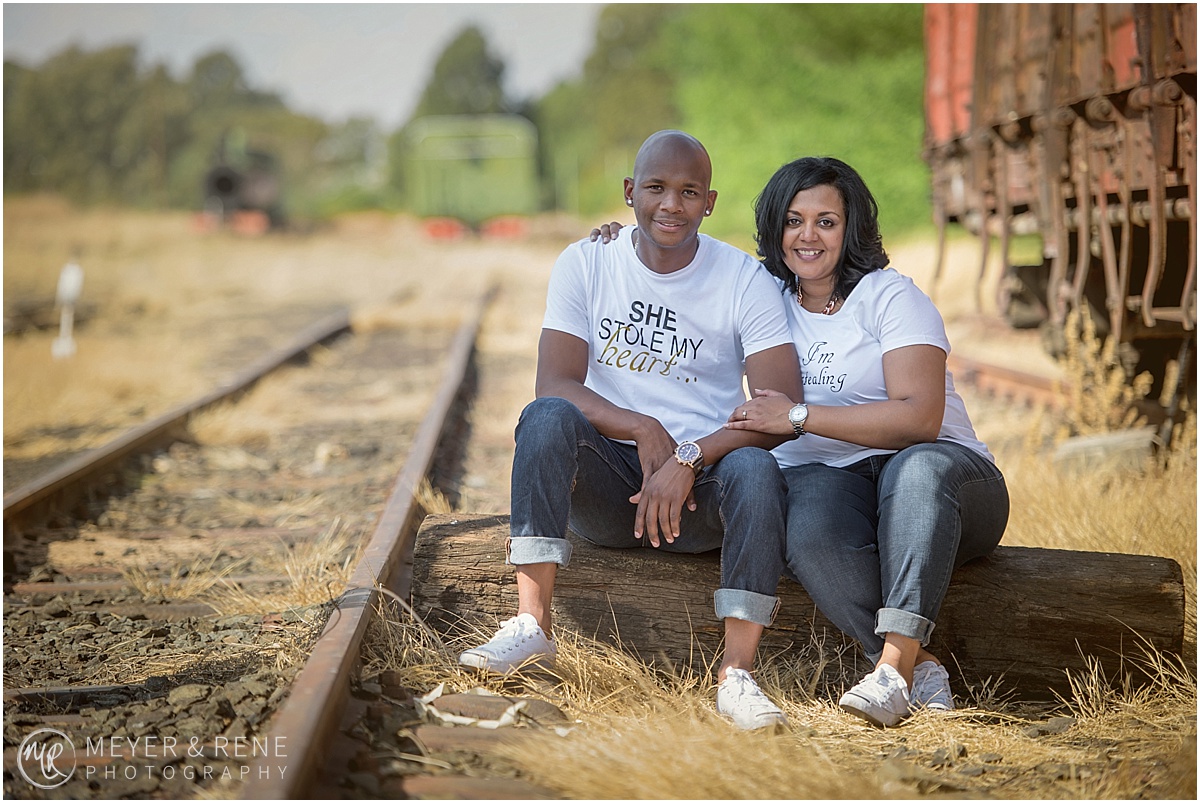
top-left (788, 403), bottom-right (809, 436)
top-left (673, 441), bottom-right (704, 476)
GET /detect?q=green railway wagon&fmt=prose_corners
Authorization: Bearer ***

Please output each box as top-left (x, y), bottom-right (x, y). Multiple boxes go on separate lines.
top-left (406, 114), bottom-right (539, 229)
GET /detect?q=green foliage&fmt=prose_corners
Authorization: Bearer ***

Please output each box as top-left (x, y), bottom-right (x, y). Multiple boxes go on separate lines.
top-left (532, 4), bottom-right (686, 213)
top-left (5, 45), bottom-right (144, 201)
top-left (661, 4), bottom-right (929, 249)
top-left (530, 3), bottom-right (930, 247)
top-left (411, 25), bottom-right (508, 118)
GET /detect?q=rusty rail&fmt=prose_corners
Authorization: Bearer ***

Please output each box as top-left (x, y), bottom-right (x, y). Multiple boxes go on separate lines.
top-left (947, 353), bottom-right (1062, 409)
top-left (240, 287), bottom-right (495, 799)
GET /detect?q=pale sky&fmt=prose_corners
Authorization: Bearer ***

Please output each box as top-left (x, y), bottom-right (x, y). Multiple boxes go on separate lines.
top-left (2, 2), bottom-right (605, 129)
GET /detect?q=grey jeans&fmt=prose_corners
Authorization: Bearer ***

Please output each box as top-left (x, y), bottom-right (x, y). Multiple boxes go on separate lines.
top-left (782, 441), bottom-right (1009, 662)
top-left (508, 396), bottom-right (788, 626)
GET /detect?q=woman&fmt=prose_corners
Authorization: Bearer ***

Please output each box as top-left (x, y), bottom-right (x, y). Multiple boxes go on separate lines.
top-left (594, 156), bottom-right (1009, 728)
top-left (725, 156), bottom-right (1009, 727)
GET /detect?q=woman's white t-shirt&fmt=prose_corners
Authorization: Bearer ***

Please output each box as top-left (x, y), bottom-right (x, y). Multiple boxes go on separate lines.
top-left (771, 267), bottom-right (993, 469)
top-left (542, 229), bottom-right (793, 445)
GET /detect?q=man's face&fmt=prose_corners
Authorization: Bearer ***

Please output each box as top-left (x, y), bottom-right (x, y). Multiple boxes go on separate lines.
top-left (624, 140), bottom-right (716, 253)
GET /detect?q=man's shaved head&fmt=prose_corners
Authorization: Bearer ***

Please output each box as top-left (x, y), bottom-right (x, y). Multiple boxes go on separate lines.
top-left (633, 130), bottom-right (713, 187)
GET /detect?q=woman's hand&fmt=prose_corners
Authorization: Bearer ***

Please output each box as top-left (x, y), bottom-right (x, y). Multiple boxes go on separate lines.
top-left (588, 222), bottom-right (626, 243)
top-left (726, 388), bottom-right (796, 436)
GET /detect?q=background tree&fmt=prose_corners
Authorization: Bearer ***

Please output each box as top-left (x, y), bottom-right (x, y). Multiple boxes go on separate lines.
top-left (411, 25), bottom-right (508, 118)
top-left (4, 45), bottom-right (142, 201)
top-left (533, 4), bottom-right (684, 213)
top-left (662, 4), bottom-right (927, 246)
top-left (387, 24), bottom-right (515, 204)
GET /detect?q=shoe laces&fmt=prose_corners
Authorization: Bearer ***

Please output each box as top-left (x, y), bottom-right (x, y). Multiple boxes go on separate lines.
top-left (723, 669), bottom-right (778, 712)
top-left (868, 664), bottom-right (909, 702)
top-left (911, 663), bottom-right (950, 701)
top-left (489, 615), bottom-right (541, 652)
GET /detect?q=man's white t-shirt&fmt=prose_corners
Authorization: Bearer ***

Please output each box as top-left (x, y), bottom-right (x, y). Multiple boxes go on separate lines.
top-left (542, 229), bottom-right (793, 444)
top-left (771, 267), bottom-right (994, 469)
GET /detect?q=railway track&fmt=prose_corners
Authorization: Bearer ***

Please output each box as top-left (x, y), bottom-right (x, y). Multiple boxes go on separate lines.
top-left (4, 314), bottom-right (1068, 799)
top-left (2, 292), bottom-right (503, 799)
top-left (946, 353), bottom-right (1062, 410)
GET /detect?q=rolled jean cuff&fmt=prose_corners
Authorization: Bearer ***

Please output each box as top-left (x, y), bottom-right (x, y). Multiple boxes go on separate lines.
top-left (714, 589), bottom-right (780, 628)
top-left (875, 607), bottom-right (936, 645)
top-left (506, 536), bottom-right (572, 567)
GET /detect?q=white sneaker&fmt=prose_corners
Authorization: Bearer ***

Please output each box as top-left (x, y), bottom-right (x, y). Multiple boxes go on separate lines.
top-left (716, 668), bottom-right (788, 731)
top-left (458, 613), bottom-right (557, 674)
top-left (839, 663), bottom-right (911, 728)
top-left (910, 660), bottom-right (955, 711)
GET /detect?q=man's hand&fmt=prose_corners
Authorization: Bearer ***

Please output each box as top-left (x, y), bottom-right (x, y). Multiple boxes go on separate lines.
top-left (630, 460), bottom-right (697, 547)
top-left (629, 414), bottom-right (676, 485)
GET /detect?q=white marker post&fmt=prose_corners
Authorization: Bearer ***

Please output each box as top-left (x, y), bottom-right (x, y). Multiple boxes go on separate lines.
top-left (51, 260), bottom-right (83, 360)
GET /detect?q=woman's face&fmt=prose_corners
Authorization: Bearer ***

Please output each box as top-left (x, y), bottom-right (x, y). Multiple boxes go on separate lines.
top-left (781, 184), bottom-right (845, 287)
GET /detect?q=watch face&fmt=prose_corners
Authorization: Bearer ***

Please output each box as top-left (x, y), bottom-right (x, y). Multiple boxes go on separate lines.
top-left (789, 405), bottom-right (807, 424)
top-left (677, 442), bottom-right (701, 464)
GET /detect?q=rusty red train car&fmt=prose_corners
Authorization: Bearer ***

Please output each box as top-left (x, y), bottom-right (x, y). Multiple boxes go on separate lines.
top-left (923, 3), bottom-right (1196, 406)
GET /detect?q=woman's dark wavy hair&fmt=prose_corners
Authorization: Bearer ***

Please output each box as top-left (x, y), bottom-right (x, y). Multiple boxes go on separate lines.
top-left (754, 156), bottom-right (889, 301)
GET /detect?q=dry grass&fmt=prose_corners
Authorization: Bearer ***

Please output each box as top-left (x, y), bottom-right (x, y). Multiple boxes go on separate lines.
top-left (205, 518), bottom-right (360, 615)
top-left (364, 597), bottom-right (1196, 799)
top-left (123, 554), bottom-right (249, 601)
top-left (1053, 309), bottom-right (1157, 437)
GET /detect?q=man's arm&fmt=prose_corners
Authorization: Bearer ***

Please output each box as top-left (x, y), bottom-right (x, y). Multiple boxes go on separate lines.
top-left (535, 328), bottom-right (678, 479)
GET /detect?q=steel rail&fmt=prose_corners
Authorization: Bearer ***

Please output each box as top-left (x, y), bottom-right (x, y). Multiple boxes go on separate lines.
top-left (947, 353), bottom-right (1062, 409)
top-left (241, 287), bottom-right (496, 800)
top-left (3, 309), bottom-right (353, 527)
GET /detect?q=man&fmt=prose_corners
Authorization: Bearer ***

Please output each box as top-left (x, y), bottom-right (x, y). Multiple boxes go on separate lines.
top-left (458, 130), bottom-right (803, 730)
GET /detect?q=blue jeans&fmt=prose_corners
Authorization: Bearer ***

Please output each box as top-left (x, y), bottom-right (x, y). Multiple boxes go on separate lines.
top-left (782, 441), bottom-right (1009, 662)
top-left (508, 397), bottom-right (787, 626)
